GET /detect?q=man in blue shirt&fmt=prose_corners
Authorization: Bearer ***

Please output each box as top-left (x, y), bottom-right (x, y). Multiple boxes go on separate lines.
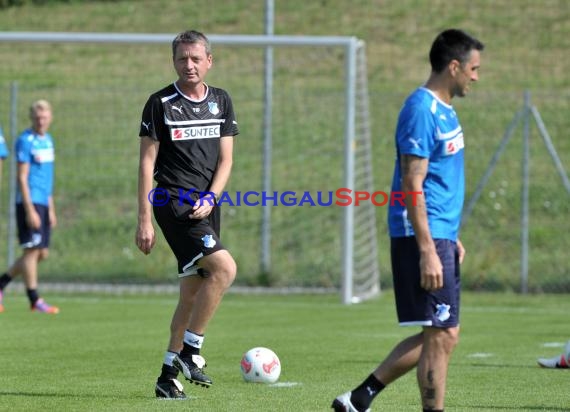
top-left (0, 100), bottom-right (59, 314)
top-left (333, 29), bottom-right (484, 412)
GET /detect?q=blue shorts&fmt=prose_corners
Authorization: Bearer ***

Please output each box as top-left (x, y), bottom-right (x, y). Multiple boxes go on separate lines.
top-left (391, 237), bottom-right (460, 328)
top-left (16, 203), bottom-right (51, 249)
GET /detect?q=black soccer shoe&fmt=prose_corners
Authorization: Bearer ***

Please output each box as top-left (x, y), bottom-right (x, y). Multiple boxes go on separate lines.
top-left (173, 354), bottom-right (212, 388)
top-left (155, 378), bottom-right (187, 399)
top-left (331, 392), bottom-right (370, 412)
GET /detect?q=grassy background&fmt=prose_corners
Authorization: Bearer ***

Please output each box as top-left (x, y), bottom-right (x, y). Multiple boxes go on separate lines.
top-left (0, 0), bottom-right (568, 291)
top-left (0, 290), bottom-right (569, 411)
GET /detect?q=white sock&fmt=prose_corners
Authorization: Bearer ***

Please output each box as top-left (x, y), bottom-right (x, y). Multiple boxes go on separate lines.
top-left (184, 330), bottom-right (204, 349)
top-left (163, 350), bottom-right (178, 366)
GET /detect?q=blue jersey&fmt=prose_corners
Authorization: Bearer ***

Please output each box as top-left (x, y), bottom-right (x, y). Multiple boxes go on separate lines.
top-left (15, 128), bottom-right (55, 206)
top-left (388, 87), bottom-right (465, 241)
top-left (0, 126), bottom-right (8, 158)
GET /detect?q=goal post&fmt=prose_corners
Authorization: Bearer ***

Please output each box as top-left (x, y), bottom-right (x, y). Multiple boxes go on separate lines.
top-left (0, 32), bottom-right (380, 304)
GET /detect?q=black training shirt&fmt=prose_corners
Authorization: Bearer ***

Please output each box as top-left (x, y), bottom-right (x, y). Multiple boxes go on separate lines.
top-left (139, 82), bottom-right (239, 193)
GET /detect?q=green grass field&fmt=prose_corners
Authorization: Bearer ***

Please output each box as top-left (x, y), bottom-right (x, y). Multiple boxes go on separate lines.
top-left (0, 290), bottom-right (568, 411)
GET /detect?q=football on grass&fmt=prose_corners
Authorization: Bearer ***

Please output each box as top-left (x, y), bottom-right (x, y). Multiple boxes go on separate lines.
top-left (240, 347), bottom-right (281, 383)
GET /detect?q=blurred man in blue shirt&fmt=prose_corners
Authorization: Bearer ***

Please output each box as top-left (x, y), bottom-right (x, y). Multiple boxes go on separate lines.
top-left (0, 100), bottom-right (59, 314)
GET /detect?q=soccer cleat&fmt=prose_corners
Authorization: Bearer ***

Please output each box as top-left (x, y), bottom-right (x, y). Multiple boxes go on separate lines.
top-left (537, 340), bottom-right (570, 369)
top-left (31, 298), bottom-right (60, 314)
top-left (537, 353), bottom-right (569, 369)
top-left (155, 378), bottom-right (187, 399)
top-left (331, 392), bottom-right (371, 412)
top-left (173, 354), bottom-right (212, 387)
top-left (0, 289), bottom-right (4, 313)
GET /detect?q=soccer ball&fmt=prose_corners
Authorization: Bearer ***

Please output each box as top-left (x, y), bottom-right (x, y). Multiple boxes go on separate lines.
top-left (240, 347), bottom-right (281, 383)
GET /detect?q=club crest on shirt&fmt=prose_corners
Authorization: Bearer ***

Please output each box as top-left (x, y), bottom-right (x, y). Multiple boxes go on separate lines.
top-left (202, 234), bottom-right (216, 249)
top-left (208, 102), bottom-right (220, 115)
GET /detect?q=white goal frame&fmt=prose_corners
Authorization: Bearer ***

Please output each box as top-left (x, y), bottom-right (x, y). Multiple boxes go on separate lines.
top-left (0, 31), bottom-right (380, 304)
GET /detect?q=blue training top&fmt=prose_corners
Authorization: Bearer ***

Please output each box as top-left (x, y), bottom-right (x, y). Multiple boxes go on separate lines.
top-left (0, 126), bottom-right (8, 159)
top-left (15, 128), bottom-right (55, 206)
top-left (388, 87), bottom-right (465, 241)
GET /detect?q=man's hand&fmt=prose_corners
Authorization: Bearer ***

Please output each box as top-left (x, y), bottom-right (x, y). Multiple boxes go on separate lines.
top-left (136, 221), bottom-right (155, 255)
top-left (420, 249), bottom-right (444, 291)
top-left (190, 193), bottom-right (215, 219)
top-left (49, 210), bottom-right (57, 229)
top-left (26, 209), bottom-right (41, 230)
top-left (457, 239), bottom-right (466, 264)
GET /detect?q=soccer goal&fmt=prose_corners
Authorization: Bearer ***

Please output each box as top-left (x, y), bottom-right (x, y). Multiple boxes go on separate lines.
top-left (0, 32), bottom-right (380, 304)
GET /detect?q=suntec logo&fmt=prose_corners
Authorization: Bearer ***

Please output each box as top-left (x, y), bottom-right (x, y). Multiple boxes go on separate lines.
top-left (172, 129), bottom-right (183, 140)
top-left (171, 125), bottom-right (220, 141)
top-left (444, 134), bottom-right (464, 155)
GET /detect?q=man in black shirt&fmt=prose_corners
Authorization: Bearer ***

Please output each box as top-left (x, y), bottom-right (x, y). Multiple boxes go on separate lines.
top-left (136, 30), bottom-right (239, 399)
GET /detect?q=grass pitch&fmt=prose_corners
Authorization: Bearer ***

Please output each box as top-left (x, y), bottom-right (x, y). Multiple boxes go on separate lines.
top-left (0, 290), bottom-right (568, 411)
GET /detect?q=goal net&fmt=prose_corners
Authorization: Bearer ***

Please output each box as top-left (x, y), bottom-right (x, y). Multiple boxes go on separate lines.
top-left (0, 32), bottom-right (380, 304)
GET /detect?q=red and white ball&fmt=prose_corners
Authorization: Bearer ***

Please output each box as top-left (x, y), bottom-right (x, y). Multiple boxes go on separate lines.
top-left (240, 347), bottom-right (281, 383)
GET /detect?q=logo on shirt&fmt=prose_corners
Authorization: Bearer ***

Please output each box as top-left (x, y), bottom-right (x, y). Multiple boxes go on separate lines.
top-left (408, 137), bottom-right (421, 149)
top-left (202, 235), bottom-right (216, 249)
top-left (32, 147), bottom-right (55, 163)
top-left (172, 105), bottom-right (183, 114)
top-left (444, 133), bottom-right (464, 155)
top-left (208, 102), bottom-right (220, 115)
top-left (171, 125), bottom-right (221, 141)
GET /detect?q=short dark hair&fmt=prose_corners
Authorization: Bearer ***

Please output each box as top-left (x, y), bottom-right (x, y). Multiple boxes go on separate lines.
top-left (172, 30), bottom-right (211, 58)
top-left (429, 29), bottom-right (484, 73)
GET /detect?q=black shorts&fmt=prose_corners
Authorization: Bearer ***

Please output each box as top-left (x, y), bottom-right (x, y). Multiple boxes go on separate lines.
top-left (391, 236), bottom-right (460, 328)
top-left (16, 203), bottom-right (51, 249)
top-left (153, 195), bottom-right (224, 277)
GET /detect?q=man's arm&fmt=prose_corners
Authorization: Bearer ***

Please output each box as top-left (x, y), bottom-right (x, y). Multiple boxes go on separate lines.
top-left (400, 154), bottom-right (443, 290)
top-left (191, 135), bottom-right (234, 219)
top-left (48, 195), bottom-right (57, 228)
top-left (457, 238), bottom-right (465, 264)
top-left (136, 136), bottom-right (159, 255)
